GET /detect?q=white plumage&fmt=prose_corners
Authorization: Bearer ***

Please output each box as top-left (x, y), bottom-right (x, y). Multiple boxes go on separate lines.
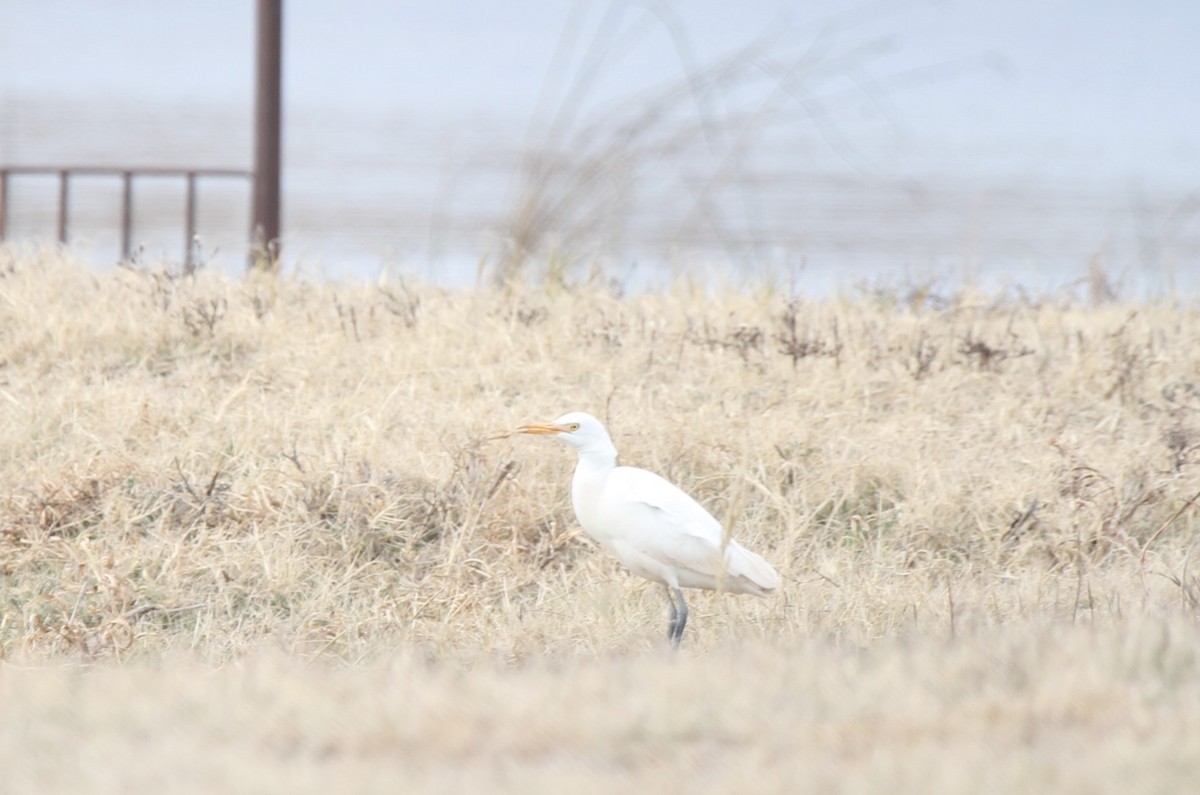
top-left (518, 411), bottom-right (779, 647)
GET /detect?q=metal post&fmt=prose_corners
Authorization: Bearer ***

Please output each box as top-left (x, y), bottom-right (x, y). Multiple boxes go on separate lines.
top-left (251, 0), bottom-right (283, 271)
top-left (120, 171), bottom-right (133, 259)
top-left (184, 171), bottom-right (197, 268)
top-left (0, 170), bottom-right (7, 240)
top-left (57, 170), bottom-right (69, 244)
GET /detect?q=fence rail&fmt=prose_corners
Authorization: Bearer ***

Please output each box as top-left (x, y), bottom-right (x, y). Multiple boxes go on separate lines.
top-left (0, 165), bottom-right (254, 266)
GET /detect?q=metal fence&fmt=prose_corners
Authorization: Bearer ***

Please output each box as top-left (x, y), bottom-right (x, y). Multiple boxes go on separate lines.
top-left (0, 0), bottom-right (281, 270)
top-left (0, 166), bottom-right (254, 266)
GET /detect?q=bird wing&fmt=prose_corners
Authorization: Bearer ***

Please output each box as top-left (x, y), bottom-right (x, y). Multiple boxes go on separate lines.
top-left (600, 465), bottom-right (727, 568)
top-left (599, 466), bottom-right (779, 593)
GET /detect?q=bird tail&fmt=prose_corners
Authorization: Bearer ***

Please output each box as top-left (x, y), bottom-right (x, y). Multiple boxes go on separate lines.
top-left (722, 540), bottom-right (780, 596)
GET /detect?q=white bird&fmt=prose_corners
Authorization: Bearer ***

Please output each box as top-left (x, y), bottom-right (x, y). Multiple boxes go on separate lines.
top-left (517, 411), bottom-right (779, 648)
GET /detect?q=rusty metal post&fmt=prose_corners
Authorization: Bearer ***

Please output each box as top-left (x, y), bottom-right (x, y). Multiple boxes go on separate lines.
top-left (57, 170), bottom-right (69, 243)
top-left (251, 0), bottom-right (283, 271)
top-left (120, 171), bottom-right (133, 259)
top-left (184, 171), bottom-right (197, 267)
top-left (0, 170), bottom-right (7, 240)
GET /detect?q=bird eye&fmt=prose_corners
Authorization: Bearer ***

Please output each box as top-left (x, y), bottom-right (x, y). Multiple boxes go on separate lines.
top-left (568, 422), bottom-right (580, 431)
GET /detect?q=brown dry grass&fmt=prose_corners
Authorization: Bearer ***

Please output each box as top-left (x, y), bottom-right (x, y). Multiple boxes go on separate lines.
top-left (2, 247), bottom-right (1199, 792)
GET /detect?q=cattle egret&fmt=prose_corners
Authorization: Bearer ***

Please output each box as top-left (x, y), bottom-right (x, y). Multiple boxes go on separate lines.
top-left (518, 411), bottom-right (779, 648)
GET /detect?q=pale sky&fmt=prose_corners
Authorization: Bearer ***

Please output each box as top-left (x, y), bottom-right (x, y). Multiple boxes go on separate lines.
top-left (2, 0), bottom-right (1198, 181)
top-left (1, 1), bottom-right (1197, 290)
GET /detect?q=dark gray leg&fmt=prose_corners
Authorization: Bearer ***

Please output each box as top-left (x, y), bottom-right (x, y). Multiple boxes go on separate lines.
top-left (664, 585), bottom-right (679, 643)
top-left (666, 586), bottom-right (688, 649)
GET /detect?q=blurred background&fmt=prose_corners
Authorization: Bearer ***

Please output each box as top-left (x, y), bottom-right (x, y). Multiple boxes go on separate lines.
top-left (1, 0), bottom-right (1197, 294)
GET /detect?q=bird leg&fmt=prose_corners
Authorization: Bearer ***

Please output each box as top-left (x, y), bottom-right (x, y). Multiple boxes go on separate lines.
top-left (664, 585), bottom-right (679, 643)
top-left (665, 586), bottom-right (689, 649)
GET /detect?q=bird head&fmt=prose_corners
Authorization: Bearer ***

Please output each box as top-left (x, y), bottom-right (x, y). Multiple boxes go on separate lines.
top-left (517, 411), bottom-right (617, 457)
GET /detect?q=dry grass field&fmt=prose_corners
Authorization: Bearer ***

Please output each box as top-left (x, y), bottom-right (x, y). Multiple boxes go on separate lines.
top-left (2, 247), bottom-right (1199, 792)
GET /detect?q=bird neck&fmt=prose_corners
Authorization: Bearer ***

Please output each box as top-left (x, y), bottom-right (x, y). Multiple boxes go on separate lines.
top-left (571, 444), bottom-right (617, 529)
top-left (574, 441), bottom-right (617, 473)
